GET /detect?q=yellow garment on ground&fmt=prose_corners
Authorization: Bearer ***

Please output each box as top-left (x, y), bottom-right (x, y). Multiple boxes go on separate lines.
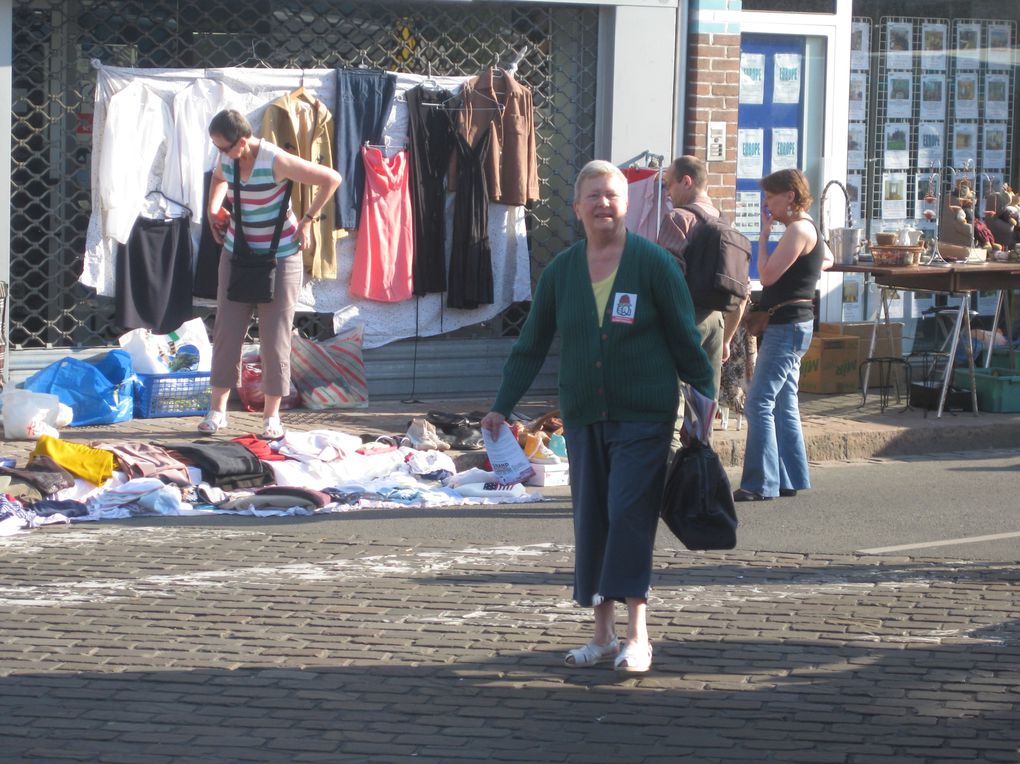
top-left (30, 435), bottom-right (116, 485)
top-left (591, 268), bottom-right (618, 328)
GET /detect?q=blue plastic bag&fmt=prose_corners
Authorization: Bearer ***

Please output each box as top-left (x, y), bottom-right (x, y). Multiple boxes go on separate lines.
top-left (22, 350), bottom-right (137, 426)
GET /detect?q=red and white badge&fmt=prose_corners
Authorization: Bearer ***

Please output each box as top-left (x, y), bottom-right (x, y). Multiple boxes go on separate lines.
top-left (610, 292), bottom-right (637, 324)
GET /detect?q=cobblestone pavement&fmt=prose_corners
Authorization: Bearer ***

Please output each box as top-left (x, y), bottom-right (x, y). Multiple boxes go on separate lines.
top-left (1, 524), bottom-right (1018, 762)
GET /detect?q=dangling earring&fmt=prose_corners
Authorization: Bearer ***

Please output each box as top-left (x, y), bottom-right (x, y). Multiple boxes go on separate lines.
top-left (786, 205), bottom-right (794, 217)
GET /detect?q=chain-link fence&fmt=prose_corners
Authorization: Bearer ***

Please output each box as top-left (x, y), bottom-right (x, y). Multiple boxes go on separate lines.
top-left (10, 0), bottom-right (598, 350)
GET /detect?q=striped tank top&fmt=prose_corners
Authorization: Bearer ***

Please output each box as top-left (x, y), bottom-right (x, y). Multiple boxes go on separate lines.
top-left (221, 139), bottom-right (300, 260)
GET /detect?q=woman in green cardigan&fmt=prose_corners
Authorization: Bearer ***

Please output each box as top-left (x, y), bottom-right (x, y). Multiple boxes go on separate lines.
top-left (481, 160), bottom-right (714, 674)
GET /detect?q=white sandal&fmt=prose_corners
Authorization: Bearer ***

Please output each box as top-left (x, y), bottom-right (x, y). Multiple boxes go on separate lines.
top-left (198, 410), bottom-right (227, 434)
top-left (564, 637), bottom-right (620, 667)
top-left (614, 640), bottom-right (653, 673)
top-left (262, 416), bottom-right (285, 440)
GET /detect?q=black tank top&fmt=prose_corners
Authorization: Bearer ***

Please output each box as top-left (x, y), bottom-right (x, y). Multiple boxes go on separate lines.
top-left (760, 221), bottom-right (825, 325)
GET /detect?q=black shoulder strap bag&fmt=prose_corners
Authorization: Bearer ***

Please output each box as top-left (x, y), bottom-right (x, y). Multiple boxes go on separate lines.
top-left (226, 158), bottom-right (293, 304)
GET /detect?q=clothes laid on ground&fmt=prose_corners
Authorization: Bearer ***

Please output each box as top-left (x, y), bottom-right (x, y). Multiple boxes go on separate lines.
top-left (232, 434), bottom-right (288, 462)
top-left (0, 455), bottom-right (77, 497)
top-left (448, 126), bottom-right (493, 309)
top-left (406, 83), bottom-right (457, 295)
top-left (262, 88), bottom-right (338, 278)
top-left (350, 146), bottom-right (414, 302)
top-left (160, 441), bottom-right (272, 490)
top-left (31, 436), bottom-right (116, 486)
top-left (92, 441), bottom-right (192, 487)
top-left (84, 478), bottom-right (188, 519)
top-left (334, 68), bottom-right (397, 230)
top-left (115, 213), bottom-right (194, 334)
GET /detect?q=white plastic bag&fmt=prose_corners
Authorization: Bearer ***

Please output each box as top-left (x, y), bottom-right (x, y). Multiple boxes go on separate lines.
top-left (481, 424), bottom-right (535, 485)
top-left (117, 317), bottom-right (213, 375)
top-left (1, 389), bottom-right (62, 440)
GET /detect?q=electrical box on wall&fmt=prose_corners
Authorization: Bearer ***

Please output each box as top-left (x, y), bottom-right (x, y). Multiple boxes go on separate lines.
top-left (708, 121), bottom-right (727, 161)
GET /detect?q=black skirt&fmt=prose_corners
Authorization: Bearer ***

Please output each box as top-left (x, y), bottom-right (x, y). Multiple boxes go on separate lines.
top-left (115, 214), bottom-right (194, 333)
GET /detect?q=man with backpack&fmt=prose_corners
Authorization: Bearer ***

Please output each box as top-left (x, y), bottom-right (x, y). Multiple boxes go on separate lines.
top-left (657, 155), bottom-right (751, 390)
top-left (657, 156), bottom-right (751, 448)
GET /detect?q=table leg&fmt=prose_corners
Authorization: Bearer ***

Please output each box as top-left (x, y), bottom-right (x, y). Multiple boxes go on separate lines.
top-left (859, 279), bottom-right (888, 404)
top-left (984, 290), bottom-right (1005, 368)
top-left (962, 294), bottom-right (979, 416)
top-left (937, 293), bottom-right (968, 418)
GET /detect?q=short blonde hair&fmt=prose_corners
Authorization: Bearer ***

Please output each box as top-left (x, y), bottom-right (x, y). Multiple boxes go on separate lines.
top-left (574, 160), bottom-right (626, 203)
top-left (761, 169), bottom-right (813, 212)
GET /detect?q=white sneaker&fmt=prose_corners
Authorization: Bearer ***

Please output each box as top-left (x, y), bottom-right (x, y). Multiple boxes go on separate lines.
top-left (454, 482), bottom-right (527, 499)
top-left (405, 417), bottom-right (449, 451)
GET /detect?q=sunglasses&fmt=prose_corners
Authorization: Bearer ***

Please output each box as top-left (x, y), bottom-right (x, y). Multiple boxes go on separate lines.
top-left (213, 136), bottom-right (240, 154)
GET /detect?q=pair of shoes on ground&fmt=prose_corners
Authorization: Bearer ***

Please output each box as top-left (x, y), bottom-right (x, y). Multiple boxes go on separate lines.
top-left (404, 417), bottom-right (450, 451)
top-left (733, 487), bottom-right (799, 502)
top-left (563, 637), bottom-right (652, 673)
top-left (197, 411), bottom-right (285, 440)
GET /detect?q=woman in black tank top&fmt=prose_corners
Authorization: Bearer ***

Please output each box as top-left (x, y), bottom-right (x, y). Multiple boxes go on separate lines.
top-left (735, 169), bottom-right (833, 502)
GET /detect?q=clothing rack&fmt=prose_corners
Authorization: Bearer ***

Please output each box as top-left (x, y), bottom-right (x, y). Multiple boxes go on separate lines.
top-left (619, 150), bottom-right (668, 238)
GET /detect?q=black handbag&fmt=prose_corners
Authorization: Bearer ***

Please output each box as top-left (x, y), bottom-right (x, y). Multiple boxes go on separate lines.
top-left (660, 439), bottom-right (738, 550)
top-left (226, 159), bottom-right (293, 304)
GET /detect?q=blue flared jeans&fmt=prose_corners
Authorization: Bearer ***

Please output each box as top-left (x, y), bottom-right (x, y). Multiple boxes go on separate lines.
top-left (739, 320), bottom-right (813, 497)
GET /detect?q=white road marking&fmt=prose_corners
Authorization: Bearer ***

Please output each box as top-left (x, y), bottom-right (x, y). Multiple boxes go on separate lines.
top-left (858, 530), bottom-right (1020, 554)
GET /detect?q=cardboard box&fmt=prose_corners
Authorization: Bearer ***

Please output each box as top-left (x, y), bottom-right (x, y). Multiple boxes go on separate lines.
top-left (799, 335), bottom-right (860, 394)
top-left (525, 462), bottom-right (570, 487)
top-left (820, 322), bottom-right (904, 388)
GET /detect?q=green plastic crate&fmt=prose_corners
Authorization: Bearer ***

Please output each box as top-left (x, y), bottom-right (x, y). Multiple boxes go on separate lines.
top-left (952, 368), bottom-right (1020, 413)
top-left (988, 349), bottom-right (1020, 372)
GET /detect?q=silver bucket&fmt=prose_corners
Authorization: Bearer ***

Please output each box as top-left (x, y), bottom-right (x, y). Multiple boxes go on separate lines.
top-left (828, 227), bottom-right (863, 265)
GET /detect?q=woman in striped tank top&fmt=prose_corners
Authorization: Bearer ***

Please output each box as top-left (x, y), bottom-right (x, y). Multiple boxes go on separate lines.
top-left (200, 109), bottom-right (340, 440)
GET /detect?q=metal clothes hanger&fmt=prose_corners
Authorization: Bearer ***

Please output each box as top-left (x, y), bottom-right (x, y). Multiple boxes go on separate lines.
top-left (144, 189), bottom-right (193, 217)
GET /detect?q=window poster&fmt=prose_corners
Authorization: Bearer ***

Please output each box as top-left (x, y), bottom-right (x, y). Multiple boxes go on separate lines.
top-left (953, 123), bottom-right (978, 168)
top-left (955, 74), bottom-right (978, 119)
top-left (849, 72), bottom-right (868, 121)
top-left (886, 22), bottom-right (913, 71)
top-left (887, 73), bottom-right (913, 118)
top-left (846, 173), bottom-right (863, 224)
top-left (841, 274), bottom-right (864, 322)
top-left (983, 123), bottom-right (1007, 169)
top-left (739, 53), bottom-right (765, 105)
top-left (735, 191), bottom-right (761, 234)
top-left (919, 74), bottom-right (946, 120)
top-left (916, 176), bottom-right (938, 232)
top-left (985, 73), bottom-right (1009, 120)
top-left (737, 128), bottom-right (765, 179)
top-left (847, 124), bottom-right (866, 169)
top-left (956, 23), bottom-right (981, 69)
top-left (771, 127), bottom-right (799, 172)
top-left (917, 122), bottom-right (945, 168)
top-left (987, 24), bottom-right (1012, 68)
top-left (882, 172), bottom-right (908, 219)
top-left (921, 22), bottom-right (947, 71)
top-left (851, 22), bottom-right (870, 70)
top-left (883, 122), bottom-right (910, 169)
top-left (773, 53), bottom-right (802, 104)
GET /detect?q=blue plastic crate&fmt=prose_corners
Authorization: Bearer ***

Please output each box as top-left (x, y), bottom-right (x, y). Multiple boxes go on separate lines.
top-left (134, 371), bottom-right (212, 418)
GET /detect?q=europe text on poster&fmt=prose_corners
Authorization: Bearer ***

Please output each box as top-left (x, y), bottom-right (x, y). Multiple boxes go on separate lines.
top-left (773, 53), bottom-right (802, 104)
top-left (883, 122), bottom-right (910, 169)
top-left (987, 24), bottom-right (1012, 68)
top-left (953, 123), bottom-right (977, 168)
top-left (740, 53), bottom-right (765, 105)
top-left (983, 123), bottom-right (1007, 170)
top-left (917, 122), bottom-right (944, 168)
top-left (735, 191), bottom-right (761, 234)
top-left (985, 73), bottom-right (1009, 120)
top-left (737, 128), bottom-right (765, 179)
top-left (851, 22), bottom-right (870, 70)
top-left (881, 172), bottom-right (907, 220)
top-left (919, 74), bottom-right (946, 120)
top-left (847, 124), bottom-right (866, 169)
top-left (921, 23), bottom-right (947, 71)
top-left (771, 127), bottom-right (799, 172)
top-left (887, 73), bottom-right (912, 118)
top-left (886, 22), bottom-right (913, 71)
top-left (956, 23), bottom-right (981, 69)
top-left (955, 73), bottom-right (978, 119)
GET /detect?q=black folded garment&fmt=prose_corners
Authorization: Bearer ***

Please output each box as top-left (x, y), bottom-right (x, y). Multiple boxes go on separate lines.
top-left (159, 440), bottom-right (272, 490)
top-left (0, 456), bottom-right (77, 497)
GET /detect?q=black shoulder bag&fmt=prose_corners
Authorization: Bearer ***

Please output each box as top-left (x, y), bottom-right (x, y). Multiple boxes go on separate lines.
top-left (226, 159), bottom-right (293, 304)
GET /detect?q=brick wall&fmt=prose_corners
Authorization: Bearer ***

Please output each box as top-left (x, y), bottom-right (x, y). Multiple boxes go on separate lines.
top-left (685, 1), bottom-right (742, 218)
